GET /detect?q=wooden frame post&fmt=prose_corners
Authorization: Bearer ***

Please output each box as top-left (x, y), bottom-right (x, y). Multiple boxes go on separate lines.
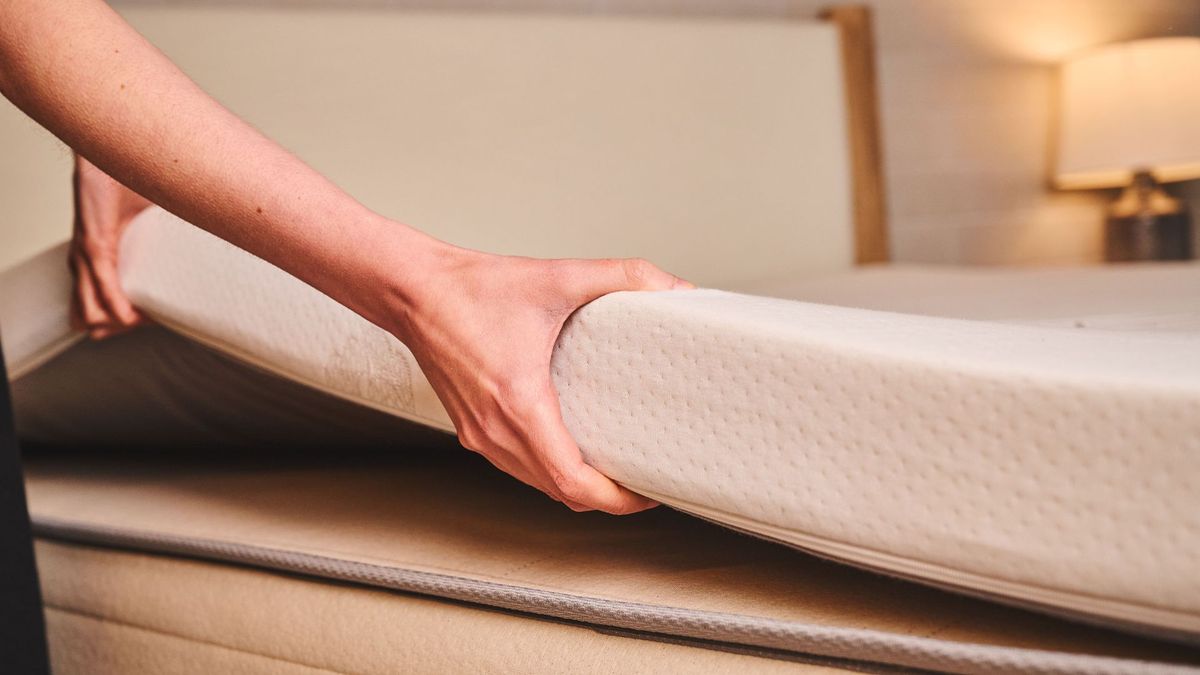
top-left (821, 5), bottom-right (890, 264)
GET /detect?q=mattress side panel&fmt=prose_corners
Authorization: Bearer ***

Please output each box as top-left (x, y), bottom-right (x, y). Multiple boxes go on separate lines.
top-left (38, 539), bottom-right (840, 675)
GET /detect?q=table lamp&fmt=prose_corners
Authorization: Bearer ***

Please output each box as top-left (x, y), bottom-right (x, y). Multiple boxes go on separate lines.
top-left (1056, 37), bottom-right (1200, 261)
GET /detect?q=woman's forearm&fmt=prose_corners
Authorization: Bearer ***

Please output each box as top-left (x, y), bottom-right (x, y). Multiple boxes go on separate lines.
top-left (1, 0), bottom-right (688, 514)
top-left (0, 0), bottom-right (439, 328)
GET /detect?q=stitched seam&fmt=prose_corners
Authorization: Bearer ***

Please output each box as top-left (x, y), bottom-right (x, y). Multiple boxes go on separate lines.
top-left (35, 519), bottom-right (1195, 675)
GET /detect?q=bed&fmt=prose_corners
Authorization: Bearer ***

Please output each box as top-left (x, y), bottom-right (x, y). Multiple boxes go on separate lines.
top-left (2, 5), bottom-right (1199, 674)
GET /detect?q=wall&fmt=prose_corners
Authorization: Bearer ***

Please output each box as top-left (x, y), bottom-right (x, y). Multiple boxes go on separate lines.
top-left (0, 99), bottom-right (72, 271)
top-left (185, 0), bottom-right (1195, 265)
top-left (350, 0), bottom-right (1200, 264)
top-left (852, 0), bottom-right (1200, 264)
top-left (6, 0), bottom-right (1200, 267)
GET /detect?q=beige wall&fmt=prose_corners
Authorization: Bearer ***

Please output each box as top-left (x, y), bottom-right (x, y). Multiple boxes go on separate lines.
top-left (857, 0), bottom-right (1200, 264)
top-left (151, 0), bottom-right (1197, 265)
top-left (8, 0), bottom-right (1200, 268)
top-left (0, 7), bottom-right (855, 281)
top-left (401, 0), bottom-right (1200, 264)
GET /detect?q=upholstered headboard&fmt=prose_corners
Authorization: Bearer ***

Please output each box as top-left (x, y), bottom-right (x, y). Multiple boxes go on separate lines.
top-left (0, 6), bottom-right (883, 286)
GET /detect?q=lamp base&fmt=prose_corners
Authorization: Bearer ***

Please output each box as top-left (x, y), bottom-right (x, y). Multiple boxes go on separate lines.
top-left (1104, 171), bottom-right (1194, 262)
top-left (1105, 211), bottom-right (1193, 262)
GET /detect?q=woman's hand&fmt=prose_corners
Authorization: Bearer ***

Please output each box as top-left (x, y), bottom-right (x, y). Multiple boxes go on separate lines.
top-left (3, 0), bottom-right (688, 515)
top-left (391, 247), bottom-right (692, 515)
top-left (69, 155), bottom-right (152, 339)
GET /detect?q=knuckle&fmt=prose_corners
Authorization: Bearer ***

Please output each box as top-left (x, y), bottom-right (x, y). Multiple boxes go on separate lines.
top-left (550, 464), bottom-right (587, 502)
top-left (80, 237), bottom-right (107, 260)
top-left (496, 377), bottom-right (544, 416)
top-left (456, 426), bottom-right (483, 451)
top-left (458, 409), bottom-right (507, 451)
top-left (605, 500), bottom-right (641, 517)
top-left (621, 258), bottom-right (657, 286)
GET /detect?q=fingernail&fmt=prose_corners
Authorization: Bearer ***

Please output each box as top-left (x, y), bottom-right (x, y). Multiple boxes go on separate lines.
top-left (672, 277), bottom-right (697, 290)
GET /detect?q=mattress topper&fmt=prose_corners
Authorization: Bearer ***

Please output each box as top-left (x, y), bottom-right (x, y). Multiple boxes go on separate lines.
top-left (5, 206), bottom-right (1200, 649)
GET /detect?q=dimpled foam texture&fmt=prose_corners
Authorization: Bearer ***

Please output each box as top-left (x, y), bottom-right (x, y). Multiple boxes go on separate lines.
top-left (118, 207), bottom-right (1200, 638)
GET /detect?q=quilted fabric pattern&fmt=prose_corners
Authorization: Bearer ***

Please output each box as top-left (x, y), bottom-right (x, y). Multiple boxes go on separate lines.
top-left (553, 290), bottom-right (1200, 634)
top-left (118, 207), bottom-right (1200, 637)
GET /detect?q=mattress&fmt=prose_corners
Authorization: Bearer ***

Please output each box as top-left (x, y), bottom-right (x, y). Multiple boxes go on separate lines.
top-left (20, 428), bottom-right (1200, 675)
top-left (4, 206), bottom-right (1200, 671)
top-left (37, 533), bottom-right (833, 675)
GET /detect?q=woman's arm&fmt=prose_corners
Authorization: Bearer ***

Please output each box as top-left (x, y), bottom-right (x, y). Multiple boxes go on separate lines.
top-left (0, 0), bottom-right (689, 514)
top-left (0, 0), bottom-right (417, 321)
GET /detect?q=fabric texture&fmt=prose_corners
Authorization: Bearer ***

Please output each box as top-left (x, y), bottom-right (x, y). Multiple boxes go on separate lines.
top-left (40, 541), bottom-right (838, 675)
top-left (101, 207), bottom-right (1200, 637)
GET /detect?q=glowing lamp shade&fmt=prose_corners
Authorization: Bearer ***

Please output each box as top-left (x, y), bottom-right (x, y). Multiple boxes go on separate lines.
top-left (1056, 37), bottom-right (1200, 190)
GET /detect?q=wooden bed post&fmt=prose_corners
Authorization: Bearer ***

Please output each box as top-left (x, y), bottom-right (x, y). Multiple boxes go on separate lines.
top-left (821, 5), bottom-right (890, 264)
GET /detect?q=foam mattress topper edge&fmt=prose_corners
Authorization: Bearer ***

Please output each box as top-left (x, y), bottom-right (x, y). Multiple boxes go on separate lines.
top-left (6, 206), bottom-right (1200, 644)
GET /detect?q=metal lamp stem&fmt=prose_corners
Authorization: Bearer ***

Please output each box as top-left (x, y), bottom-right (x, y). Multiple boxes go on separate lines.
top-left (1105, 170), bottom-right (1193, 262)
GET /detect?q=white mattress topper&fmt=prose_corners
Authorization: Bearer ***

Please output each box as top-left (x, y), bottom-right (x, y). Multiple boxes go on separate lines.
top-left (5, 206), bottom-right (1200, 642)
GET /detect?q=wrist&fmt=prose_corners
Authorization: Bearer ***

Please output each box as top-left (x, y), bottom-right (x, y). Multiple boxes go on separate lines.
top-left (350, 215), bottom-right (474, 341)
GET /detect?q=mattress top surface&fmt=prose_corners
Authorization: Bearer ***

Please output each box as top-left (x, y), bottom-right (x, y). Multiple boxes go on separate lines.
top-left (744, 263), bottom-right (1200, 331)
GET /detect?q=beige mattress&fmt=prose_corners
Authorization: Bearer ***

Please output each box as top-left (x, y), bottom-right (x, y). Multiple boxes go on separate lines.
top-left (4, 214), bottom-right (1200, 672)
top-left (38, 538), bottom-right (832, 675)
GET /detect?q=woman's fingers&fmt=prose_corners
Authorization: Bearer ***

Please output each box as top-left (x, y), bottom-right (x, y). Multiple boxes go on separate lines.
top-left (71, 245), bottom-right (142, 339)
top-left (72, 253), bottom-right (110, 329)
top-left (460, 421), bottom-right (591, 510)
top-left (68, 252), bottom-right (86, 332)
top-left (88, 325), bottom-right (126, 340)
top-left (566, 257), bottom-right (695, 306)
top-left (453, 382), bottom-right (657, 514)
top-left (70, 245), bottom-right (145, 339)
top-left (69, 153), bottom-right (152, 339)
top-left (84, 250), bottom-right (143, 328)
top-left (525, 392), bottom-right (658, 515)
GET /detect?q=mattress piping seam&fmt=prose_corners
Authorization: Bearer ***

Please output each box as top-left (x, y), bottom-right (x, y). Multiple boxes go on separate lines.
top-left (31, 516), bottom-right (1199, 675)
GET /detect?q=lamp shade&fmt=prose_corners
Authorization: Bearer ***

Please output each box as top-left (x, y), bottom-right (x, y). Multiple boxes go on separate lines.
top-left (1056, 37), bottom-right (1200, 190)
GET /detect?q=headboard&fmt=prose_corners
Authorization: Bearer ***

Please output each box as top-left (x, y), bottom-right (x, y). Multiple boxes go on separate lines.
top-left (0, 5), bottom-right (887, 285)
